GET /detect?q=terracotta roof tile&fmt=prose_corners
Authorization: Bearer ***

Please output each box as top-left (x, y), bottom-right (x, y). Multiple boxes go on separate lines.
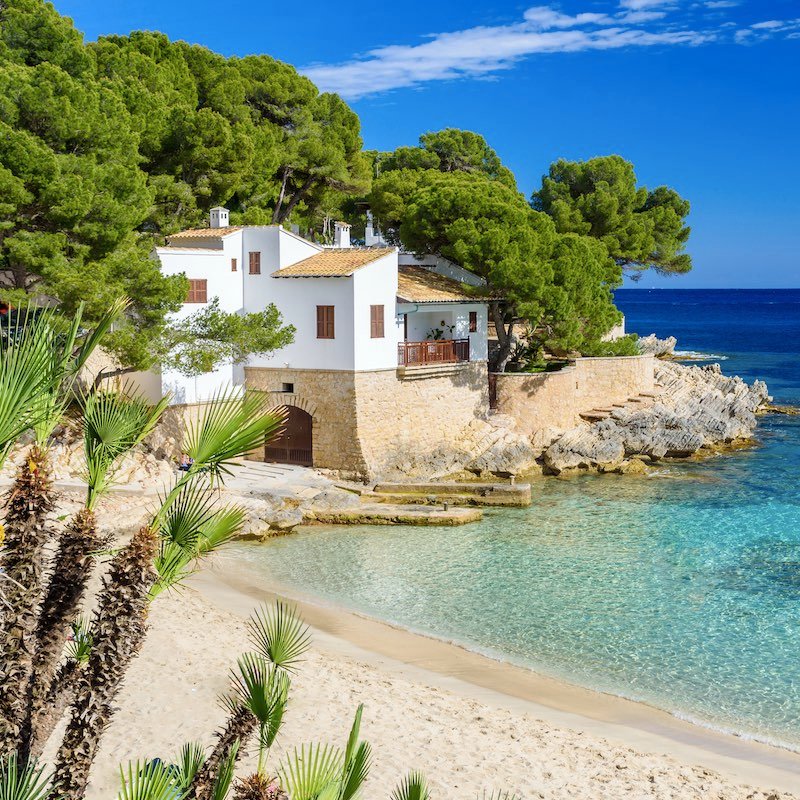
top-left (167, 227), bottom-right (242, 240)
top-left (272, 247), bottom-right (395, 277)
top-left (397, 266), bottom-right (493, 303)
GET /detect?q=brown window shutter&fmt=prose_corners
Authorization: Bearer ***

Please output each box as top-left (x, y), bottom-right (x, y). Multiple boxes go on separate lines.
top-left (186, 279), bottom-right (207, 303)
top-left (317, 305), bottom-right (334, 339)
top-left (469, 311), bottom-right (477, 333)
top-left (231, 258), bottom-right (237, 272)
top-left (249, 252), bottom-right (261, 274)
top-left (370, 305), bottom-right (384, 338)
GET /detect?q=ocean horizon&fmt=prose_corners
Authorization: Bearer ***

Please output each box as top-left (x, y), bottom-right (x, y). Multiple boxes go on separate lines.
top-left (226, 288), bottom-right (800, 749)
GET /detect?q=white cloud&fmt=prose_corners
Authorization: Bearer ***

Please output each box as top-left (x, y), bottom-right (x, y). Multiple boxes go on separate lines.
top-left (302, 3), bottom-right (800, 100)
top-left (705, 1), bottom-right (740, 8)
top-left (618, 0), bottom-right (673, 9)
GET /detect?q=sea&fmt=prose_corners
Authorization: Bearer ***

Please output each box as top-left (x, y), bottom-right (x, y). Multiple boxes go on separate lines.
top-left (223, 289), bottom-right (800, 750)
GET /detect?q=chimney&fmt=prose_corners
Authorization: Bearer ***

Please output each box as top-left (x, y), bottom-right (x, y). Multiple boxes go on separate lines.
top-left (334, 221), bottom-right (351, 248)
top-left (209, 206), bottom-right (229, 229)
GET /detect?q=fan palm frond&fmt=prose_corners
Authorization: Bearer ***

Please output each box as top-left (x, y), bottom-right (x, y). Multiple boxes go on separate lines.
top-left (248, 601), bottom-right (311, 673)
top-left (173, 743), bottom-right (206, 790)
top-left (279, 743), bottom-right (342, 800)
top-left (150, 484), bottom-right (245, 598)
top-left (0, 753), bottom-right (53, 800)
top-left (117, 760), bottom-right (181, 800)
top-left (227, 654), bottom-right (290, 733)
top-left (183, 388), bottom-right (285, 481)
top-left (338, 705), bottom-right (371, 800)
top-left (390, 772), bottom-right (430, 800)
top-left (65, 616), bottom-right (93, 665)
top-left (0, 304), bottom-right (63, 464)
top-left (31, 297), bottom-right (127, 447)
top-left (82, 388), bottom-right (170, 508)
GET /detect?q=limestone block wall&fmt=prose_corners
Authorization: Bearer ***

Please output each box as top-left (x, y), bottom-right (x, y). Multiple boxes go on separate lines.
top-left (354, 361), bottom-right (489, 476)
top-left (494, 355), bottom-right (655, 446)
top-left (245, 362), bottom-right (489, 478)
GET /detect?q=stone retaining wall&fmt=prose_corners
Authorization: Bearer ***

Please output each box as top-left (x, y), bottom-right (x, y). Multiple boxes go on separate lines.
top-left (245, 362), bottom-right (489, 478)
top-left (493, 355), bottom-right (655, 447)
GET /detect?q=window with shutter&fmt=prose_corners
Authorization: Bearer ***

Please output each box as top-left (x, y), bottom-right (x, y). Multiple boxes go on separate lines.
top-left (316, 305), bottom-right (335, 339)
top-left (370, 305), bottom-right (385, 338)
top-left (186, 279), bottom-right (208, 303)
top-left (231, 258), bottom-right (237, 272)
top-left (469, 311), bottom-right (478, 333)
top-left (248, 252), bottom-right (261, 274)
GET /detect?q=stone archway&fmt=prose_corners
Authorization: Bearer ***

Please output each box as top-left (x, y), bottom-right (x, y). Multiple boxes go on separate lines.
top-left (265, 404), bottom-right (314, 466)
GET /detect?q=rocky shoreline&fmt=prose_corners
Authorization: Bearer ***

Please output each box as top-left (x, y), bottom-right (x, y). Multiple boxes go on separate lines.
top-left (540, 360), bottom-right (769, 475)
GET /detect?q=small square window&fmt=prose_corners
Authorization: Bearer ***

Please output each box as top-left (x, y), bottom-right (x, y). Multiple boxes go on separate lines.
top-left (281, 382), bottom-right (294, 393)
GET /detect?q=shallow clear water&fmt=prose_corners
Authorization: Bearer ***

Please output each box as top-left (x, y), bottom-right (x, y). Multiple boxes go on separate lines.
top-left (224, 289), bottom-right (800, 749)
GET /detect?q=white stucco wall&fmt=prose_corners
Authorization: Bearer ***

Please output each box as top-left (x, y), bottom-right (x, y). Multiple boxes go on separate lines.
top-left (248, 276), bottom-right (357, 371)
top-left (352, 253), bottom-right (400, 371)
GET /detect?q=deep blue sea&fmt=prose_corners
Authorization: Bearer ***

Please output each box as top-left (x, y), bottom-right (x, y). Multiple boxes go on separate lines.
top-left (224, 289), bottom-right (800, 749)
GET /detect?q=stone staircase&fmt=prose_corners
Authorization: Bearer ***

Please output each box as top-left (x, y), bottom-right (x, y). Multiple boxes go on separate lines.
top-left (578, 386), bottom-right (664, 423)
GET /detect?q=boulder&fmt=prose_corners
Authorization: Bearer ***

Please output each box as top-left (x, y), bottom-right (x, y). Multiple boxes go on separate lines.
top-left (637, 333), bottom-right (678, 358)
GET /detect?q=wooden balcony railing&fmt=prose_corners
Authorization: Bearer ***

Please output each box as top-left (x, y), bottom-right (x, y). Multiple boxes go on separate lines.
top-left (397, 338), bottom-right (470, 367)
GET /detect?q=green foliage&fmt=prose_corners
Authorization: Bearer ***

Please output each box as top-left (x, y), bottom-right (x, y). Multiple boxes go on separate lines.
top-left (579, 333), bottom-right (640, 357)
top-left (151, 483), bottom-right (245, 597)
top-left (117, 761), bottom-right (178, 800)
top-left (0, 1), bottom-right (366, 372)
top-left (390, 772), bottom-right (431, 800)
top-left (162, 299), bottom-right (295, 378)
top-left (247, 601), bottom-right (312, 673)
top-left (0, 753), bottom-right (52, 800)
top-left (532, 155), bottom-right (691, 276)
top-left (397, 171), bottom-right (556, 322)
top-left (82, 389), bottom-right (169, 508)
top-left (65, 617), bottom-right (93, 666)
top-left (538, 234), bottom-right (624, 355)
top-left (278, 706), bottom-right (371, 800)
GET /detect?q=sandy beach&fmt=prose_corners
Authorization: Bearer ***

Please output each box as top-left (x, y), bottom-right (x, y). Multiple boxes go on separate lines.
top-left (45, 551), bottom-right (800, 800)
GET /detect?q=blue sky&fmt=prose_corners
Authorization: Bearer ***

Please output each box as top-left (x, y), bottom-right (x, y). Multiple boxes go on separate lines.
top-left (54, 1), bottom-right (799, 288)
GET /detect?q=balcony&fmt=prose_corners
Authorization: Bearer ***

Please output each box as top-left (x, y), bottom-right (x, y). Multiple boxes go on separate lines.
top-left (397, 338), bottom-right (470, 367)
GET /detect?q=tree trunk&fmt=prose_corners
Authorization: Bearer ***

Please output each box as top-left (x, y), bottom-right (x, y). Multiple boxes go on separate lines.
top-left (271, 167), bottom-right (292, 224)
top-left (274, 175), bottom-right (316, 225)
top-left (26, 659), bottom-right (81, 760)
top-left (0, 445), bottom-right (54, 753)
top-left (190, 707), bottom-right (257, 800)
top-left (489, 302), bottom-right (516, 373)
top-left (92, 366), bottom-right (137, 391)
top-left (52, 526), bottom-right (158, 800)
top-left (22, 508), bottom-right (104, 761)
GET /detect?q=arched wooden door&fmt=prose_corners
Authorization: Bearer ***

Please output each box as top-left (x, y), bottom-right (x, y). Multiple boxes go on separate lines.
top-left (265, 405), bottom-right (313, 466)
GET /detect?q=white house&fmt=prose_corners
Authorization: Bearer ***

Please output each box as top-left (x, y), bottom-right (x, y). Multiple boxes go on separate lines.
top-left (153, 208), bottom-right (493, 476)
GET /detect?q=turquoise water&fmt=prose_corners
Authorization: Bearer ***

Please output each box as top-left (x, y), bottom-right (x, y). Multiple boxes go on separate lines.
top-left (224, 290), bottom-right (800, 749)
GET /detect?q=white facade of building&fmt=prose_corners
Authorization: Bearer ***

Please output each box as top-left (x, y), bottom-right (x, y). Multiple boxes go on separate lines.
top-left (154, 209), bottom-right (492, 405)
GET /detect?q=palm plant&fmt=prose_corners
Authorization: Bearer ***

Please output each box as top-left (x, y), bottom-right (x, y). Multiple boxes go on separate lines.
top-left (190, 603), bottom-right (310, 800)
top-left (0, 301), bottom-right (123, 753)
top-left (278, 705), bottom-right (371, 800)
top-left (0, 752), bottom-right (53, 800)
top-left (51, 392), bottom-right (284, 800)
top-left (390, 772), bottom-right (431, 800)
top-left (24, 389), bottom-right (169, 761)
